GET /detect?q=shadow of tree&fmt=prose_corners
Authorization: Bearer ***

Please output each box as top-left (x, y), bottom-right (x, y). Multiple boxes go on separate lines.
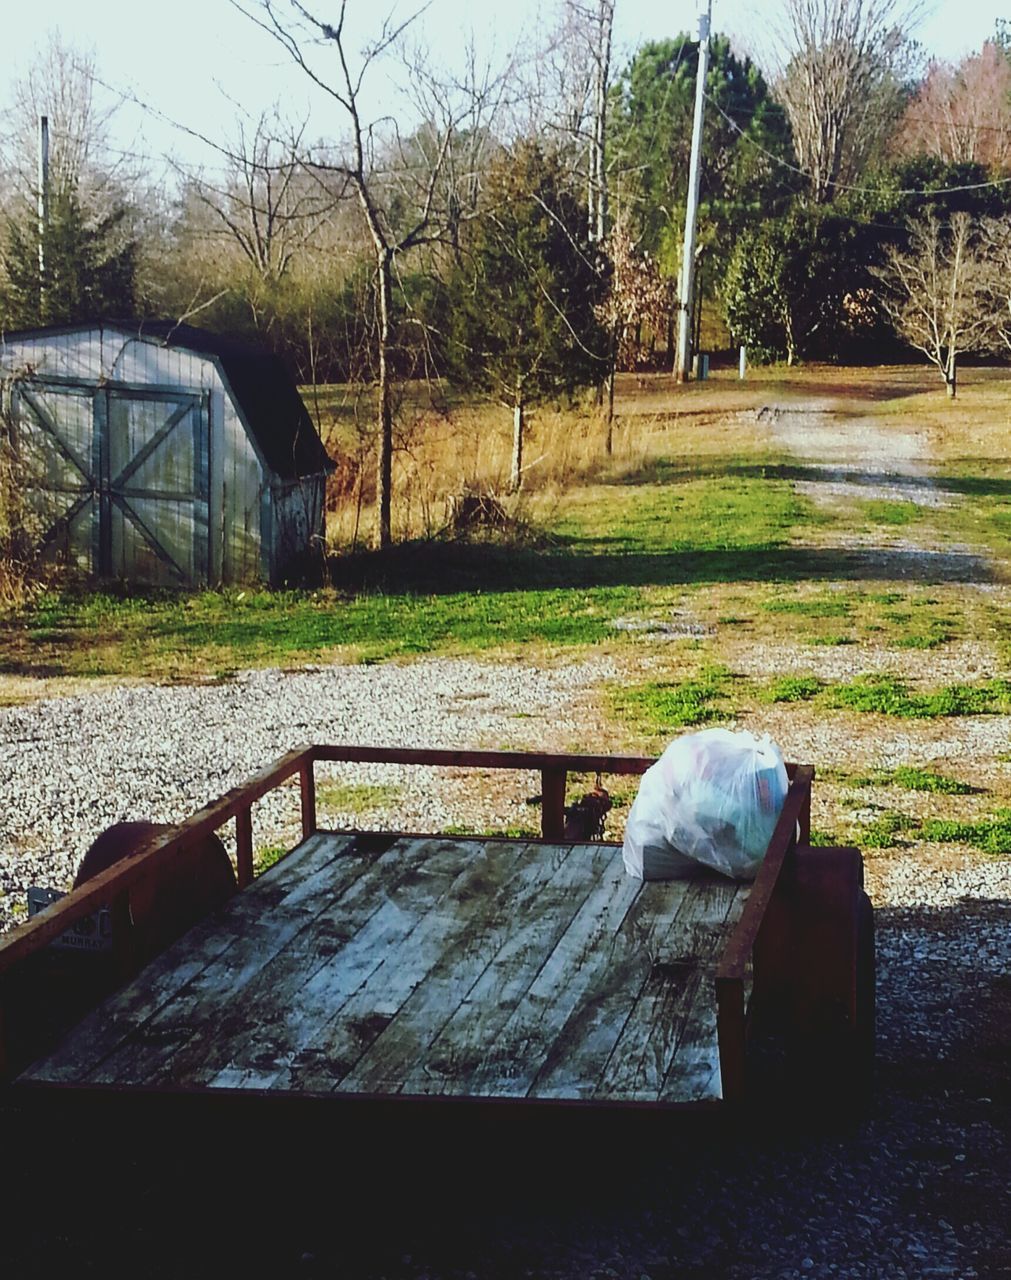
top-left (328, 538), bottom-right (998, 595)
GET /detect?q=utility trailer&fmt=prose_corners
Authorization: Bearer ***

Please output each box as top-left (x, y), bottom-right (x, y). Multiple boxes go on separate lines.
top-left (0, 748), bottom-right (874, 1135)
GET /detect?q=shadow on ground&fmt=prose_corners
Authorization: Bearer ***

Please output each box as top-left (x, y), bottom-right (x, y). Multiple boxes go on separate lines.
top-left (327, 539), bottom-right (999, 596)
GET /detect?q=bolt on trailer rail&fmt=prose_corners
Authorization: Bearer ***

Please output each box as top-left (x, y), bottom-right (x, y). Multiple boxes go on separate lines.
top-left (0, 747), bottom-right (872, 1115)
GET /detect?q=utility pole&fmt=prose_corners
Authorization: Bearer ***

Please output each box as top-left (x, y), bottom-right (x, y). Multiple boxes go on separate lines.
top-left (675, 1), bottom-right (711, 382)
top-left (37, 114), bottom-right (50, 307)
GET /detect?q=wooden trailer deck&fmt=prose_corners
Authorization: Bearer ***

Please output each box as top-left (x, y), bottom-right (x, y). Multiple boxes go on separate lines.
top-left (18, 831), bottom-right (750, 1105)
top-left (3, 747), bottom-right (836, 1113)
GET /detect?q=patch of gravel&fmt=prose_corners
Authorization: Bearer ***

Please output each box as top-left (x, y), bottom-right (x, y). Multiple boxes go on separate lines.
top-left (0, 656), bottom-right (617, 932)
top-left (728, 638), bottom-right (1007, 685)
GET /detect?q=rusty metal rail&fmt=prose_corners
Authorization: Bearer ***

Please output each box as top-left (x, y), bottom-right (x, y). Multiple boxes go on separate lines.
top-left (714, 765), bottom-right (814, 1105)
top-left (0, 747), bottom-right (657, 983)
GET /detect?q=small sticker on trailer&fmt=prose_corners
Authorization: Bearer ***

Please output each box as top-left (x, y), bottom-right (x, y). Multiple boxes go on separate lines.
top-left (27, 887), bottom-right (114, 952)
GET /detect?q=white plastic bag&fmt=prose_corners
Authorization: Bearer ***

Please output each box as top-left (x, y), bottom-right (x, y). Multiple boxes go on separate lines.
top-left (622, 728), bottom-right (789, 881)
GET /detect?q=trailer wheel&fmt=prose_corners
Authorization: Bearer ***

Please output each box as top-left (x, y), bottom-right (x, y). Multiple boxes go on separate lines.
top-left (75, 821), bottom-right (236, 962)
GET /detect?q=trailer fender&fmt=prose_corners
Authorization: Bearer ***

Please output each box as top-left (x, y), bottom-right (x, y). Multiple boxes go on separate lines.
top-left (751, 845), bottom-right (874, 1091)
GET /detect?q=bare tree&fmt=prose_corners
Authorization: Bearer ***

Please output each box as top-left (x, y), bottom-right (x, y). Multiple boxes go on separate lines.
top-left (775, 0), bottom-right (923, 202)
top-left (872, 212), bottom-right (993, 398)
top-left (232, 1), bottom-right (506, 549)
top-left (894, 43), bottom-right (1011, 170)
top-left (179, 109), bottom-right (335, 288)
top-left (978, 214), bottom-right (1011, 352)
top-left (523, 1), bottom-right (614, 243)
top-left (0, 33), bottom-right (134, 215)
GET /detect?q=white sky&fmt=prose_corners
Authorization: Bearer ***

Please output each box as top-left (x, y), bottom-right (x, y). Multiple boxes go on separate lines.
top-left (0, 0), bottom-right (1003, 173)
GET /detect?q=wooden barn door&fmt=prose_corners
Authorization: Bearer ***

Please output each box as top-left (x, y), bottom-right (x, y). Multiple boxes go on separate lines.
top-left (13, 380), bottom-right (101, 576)
top-left (14, 380), bottom-right (210, 586)
top-left (103, 388), bottom-right (210, 586)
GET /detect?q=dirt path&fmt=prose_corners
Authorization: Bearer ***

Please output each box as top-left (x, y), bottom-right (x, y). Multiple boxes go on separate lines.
top-left (757, 399), bottom-right (995, 582)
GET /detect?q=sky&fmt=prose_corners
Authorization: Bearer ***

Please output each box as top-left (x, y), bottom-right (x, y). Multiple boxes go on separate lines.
top-left (0, 0), bottom-right (1004, 174)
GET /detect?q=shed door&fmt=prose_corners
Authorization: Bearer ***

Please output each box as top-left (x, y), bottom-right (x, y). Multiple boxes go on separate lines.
top-left (14, 382), bottom-right (97, 576)
top-left (15, 381), bottom-right (210, 587)
top-left (103, 388), bottom-right (209, 585)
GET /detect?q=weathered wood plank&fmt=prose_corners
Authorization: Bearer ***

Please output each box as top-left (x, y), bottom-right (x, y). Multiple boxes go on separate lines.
top-left (21, 833), bottom-right (355, 1083)
top-left (526, 878), bottom-right (698, 1102)
top-left (595, 880), bottom-right (748, 1103)
top-left (199, 837), bottom-right (494, 1093)
top-left (63, 833), bottom-right (385, 1086)
top-left (287, 840), bottom-right (541, 1095)
top-left (658, 884), bottom-right (751, 1104)
top-left (464, 852), bottom-right (643, 1099)
top-left (402, 842), bottom-right (619, 1096)
top-left (337, 841), bottom-right (577, 1096)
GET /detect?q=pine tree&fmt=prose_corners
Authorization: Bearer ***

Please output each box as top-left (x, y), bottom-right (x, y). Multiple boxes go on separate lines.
top-left (0, 184), bottom-right (137, 329)
top-left (445, 143), bottom-right (608, 492)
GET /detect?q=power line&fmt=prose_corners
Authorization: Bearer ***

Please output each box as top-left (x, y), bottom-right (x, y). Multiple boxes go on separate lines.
top-left (705, 92), bottom-right (1011, 197)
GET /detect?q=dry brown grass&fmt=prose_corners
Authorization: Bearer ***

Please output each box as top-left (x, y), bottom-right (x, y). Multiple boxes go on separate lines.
top-left (310, 363), bottom-right (1010, 546)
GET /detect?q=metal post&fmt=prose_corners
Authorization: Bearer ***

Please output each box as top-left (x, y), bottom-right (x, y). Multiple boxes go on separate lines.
top-left (675, 3), bottom-right (712, 383)
top-left (37, 115), bottom-right (49, 303)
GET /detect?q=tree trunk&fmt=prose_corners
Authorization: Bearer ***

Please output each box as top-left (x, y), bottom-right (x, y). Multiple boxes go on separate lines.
top-left (605, 322), bottom-right (616, 451)
top-left (945, 347), bottom-right (957, 398)
top-left (511, 382), bottom-right (524, 493)
top-left (375, 248), bottom-right (394, 549)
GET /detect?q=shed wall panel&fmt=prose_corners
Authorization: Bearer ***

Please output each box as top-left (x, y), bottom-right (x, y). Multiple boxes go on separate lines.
top-left (221, 397), bottom-right (263, 582)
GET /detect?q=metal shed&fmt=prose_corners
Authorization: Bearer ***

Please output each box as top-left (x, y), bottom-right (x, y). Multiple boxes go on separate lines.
top-left (0, 321), bottom-right (333, 587)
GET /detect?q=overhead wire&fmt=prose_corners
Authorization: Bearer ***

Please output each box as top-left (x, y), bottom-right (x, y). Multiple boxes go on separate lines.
top-left (704, 90), bottom-right (1011, 198)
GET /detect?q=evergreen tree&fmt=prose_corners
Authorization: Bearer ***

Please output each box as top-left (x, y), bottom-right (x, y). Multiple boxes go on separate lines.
top-left (445, 143), bottom-right (609, 492)
top-left (610, 36), bottom-right (795, 278)
top-left (0, 184), bottom-right (137, 329)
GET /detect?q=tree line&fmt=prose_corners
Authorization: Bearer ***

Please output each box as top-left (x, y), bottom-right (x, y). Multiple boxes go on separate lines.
top-left (3, 1), bottom-right (1011, 548)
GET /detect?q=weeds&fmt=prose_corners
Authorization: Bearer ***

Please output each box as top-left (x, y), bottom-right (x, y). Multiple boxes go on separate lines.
top-left (861, 810), bottom-right (917, 848)
top-left (611, 665), bottom-right (732, 733)
top-left (763, 675), bottom-right (822, 702)
top-left (889, 766), bottom-right (975, 795)
top-left (827, 675), bottom-right (1011, 718)
top-left (316, 782), bottom-right (402, 814)
top-left (921, 811), bottom-right (1011, 855)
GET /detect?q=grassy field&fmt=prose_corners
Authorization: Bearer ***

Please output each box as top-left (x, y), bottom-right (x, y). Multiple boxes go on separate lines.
top-left (3, 363), bottom-right (1009, 686)
top-left (2, 360), bottom-right (1011, 886)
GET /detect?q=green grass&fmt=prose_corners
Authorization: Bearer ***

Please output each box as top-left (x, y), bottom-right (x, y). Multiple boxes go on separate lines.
top-left (761, 597), bottom-right (851, 618)
top-left (857, 499), bottom-right (923, 526)
top-left (2, 465), bottom-right (807, 677)
top-left (316, 782), bottom-right (402, 814)
top-left (254, 844), bottom-right (289, 873)
top-left (921, 810), bottom-right (1011, 855)
top-left (610, 665), bottom-right (733, 733)
top-left (831, 765), bottom-right (976, 794)
top-left (762, 675), bottom-right (822, 702)
top-left (827, 675), bottom-right (1011, 719)
top-left (888, 766), bottom-right (975, 795)
top-left (860, 810), bottom-right (917, 849)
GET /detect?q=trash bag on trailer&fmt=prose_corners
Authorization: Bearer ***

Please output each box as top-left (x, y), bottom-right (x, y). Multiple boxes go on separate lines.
top-left (622, 728), bottom-right (789, 881)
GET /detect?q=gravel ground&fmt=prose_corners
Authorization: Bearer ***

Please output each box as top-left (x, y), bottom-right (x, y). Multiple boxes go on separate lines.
top-left (0, 656), bottom-right (617, 931)
top-left (2, 654), bottom-right (1009, 1280)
